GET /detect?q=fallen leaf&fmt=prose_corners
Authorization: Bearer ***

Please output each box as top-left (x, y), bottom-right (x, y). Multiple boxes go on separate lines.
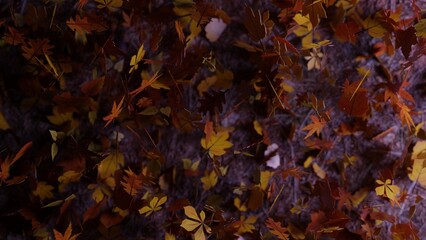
top-left (33, 181), bottom-right (54, 201)
top-left (201, 171), bottom-right (218, 190)
top-left (301, 0), bottom-right (327, 27)
top-left (302, 115), bottom-right (326, 139)
top-left (201, 131), bottom-right (233, 157)
top-left (139, 196), bottom-right (167, 216)
top-left (266, 217), bottom-right (289, 240)
top-left (103, 96), bottom-right (125, 127)
top-left (53, 223), bottom-right (80, 240)
top-left (120, 168), bottom-right (143, 197)
top-left (180, 206), bottom-right (211, 240)
top-left (237, 215), bottom-right (257, 234)
top-left (375, 179), bottom-right (400, 202)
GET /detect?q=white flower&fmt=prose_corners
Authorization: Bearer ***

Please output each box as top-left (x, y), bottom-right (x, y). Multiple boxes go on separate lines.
top-left (304, 48), bottom-right (323, 70)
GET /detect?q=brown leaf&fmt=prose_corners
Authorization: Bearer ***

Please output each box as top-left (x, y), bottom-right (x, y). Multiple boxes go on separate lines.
top-left (302, 0), bottom-right (327, 27)
top-left (244, 7), bottom-right (267, 41)
top-left (395, 26), bottom-right (418, 59)
top-left (338, 79), bottom-right (370, 117)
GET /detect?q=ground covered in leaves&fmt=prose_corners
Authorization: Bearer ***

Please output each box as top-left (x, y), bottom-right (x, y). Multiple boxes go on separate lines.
top-left (0, 0), bottom-right (426, 239)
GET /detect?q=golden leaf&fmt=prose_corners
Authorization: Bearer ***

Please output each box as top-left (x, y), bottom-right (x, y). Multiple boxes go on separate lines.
top-left (180, 206), bottom-right (211, 240)
top-left (139, 196), bottom-right (167, 216)
top-left (375, 179), bottom-right (400, 202)
top-left (129, 44), bottom-right (145, 73)
top-left (98, 151), bottom-right (124, 179)
top-left (201, 131), bottom-right (233, 157)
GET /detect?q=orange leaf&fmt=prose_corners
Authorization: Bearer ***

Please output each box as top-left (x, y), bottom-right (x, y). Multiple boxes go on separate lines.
top-left (53, 223), bottom-right (80, 240)
top-left (398, 103), bottom-right (415, 128)
top-left (120, 168), bottom-right (143, 197)
top-left (129, 71), bottom-right (161, 96)
top-left (302, 115), bottom-right (326, 139)
top-left (265, 218), bottom-right (289, 240)
top-left (103, 96), bottom-right (125, 127)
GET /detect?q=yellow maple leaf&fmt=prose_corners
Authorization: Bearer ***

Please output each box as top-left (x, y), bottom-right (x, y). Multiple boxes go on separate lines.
top-left (201, 171), bottom-right (218, 190)
top-left (33, 181), bottom-right (54, 201)
top-left (139, 196), bottom-right (167, 216)
top-left (302, 115), bottom-right (326, 139)
top-left (53, 223), bottom-right (80, 240)
top-left (180, 206), bottom-right (211, 240)
top-left (237, 215), bottom-right (257, 234)
top-left (375, 179), bottom-right (400, 202)
top-left (201, 131), bottom-right (233, 157)
top-left (129, 44), bottom-right (145, 73)
top-left (95, 0), bottom-right (122, 12)
top-left (98, 151), bottom-right (124, 179)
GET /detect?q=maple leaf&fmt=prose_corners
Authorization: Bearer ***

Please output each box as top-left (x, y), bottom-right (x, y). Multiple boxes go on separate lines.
top-left (180, 206), bottom-right (211, 240)
top-left (302, 115), bottom-right (326, 139)
top-left (301, 0), bottom-right (327, 28)
top-left (95, 0), bottom-right (123, 12)
top-left (201, 131), bottom-right (233, 157)
top-left (120, 168), bottom-right (143, 197)
top-left (395, 26), bottom-right (418, 59)
top-left (338, 79), bottom-right (370, 117)
top-left (33, 181), bottom-right (54, 201)
top-left (375, 179), bottom-right (400, 202)
top-left (265, 218), bottom-right (289, 240)
top-left (66, 15), bottom-right (107, 35)
top-left (103, 96), bottom-right (125, 127)
top-left (130, 71), bottom-right (161, 96)
top-left (53, 223), bottom-right (80, 240)
top-left (383, 78), bottom-right (415, 107)
top-left (139, 196), bottom-right (167, 216)
top-left (129, 44), bottom-right (145, 73)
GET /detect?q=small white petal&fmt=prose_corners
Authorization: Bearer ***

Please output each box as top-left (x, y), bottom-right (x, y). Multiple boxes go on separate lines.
top-left (205, 18), bottom-right (227, 42)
